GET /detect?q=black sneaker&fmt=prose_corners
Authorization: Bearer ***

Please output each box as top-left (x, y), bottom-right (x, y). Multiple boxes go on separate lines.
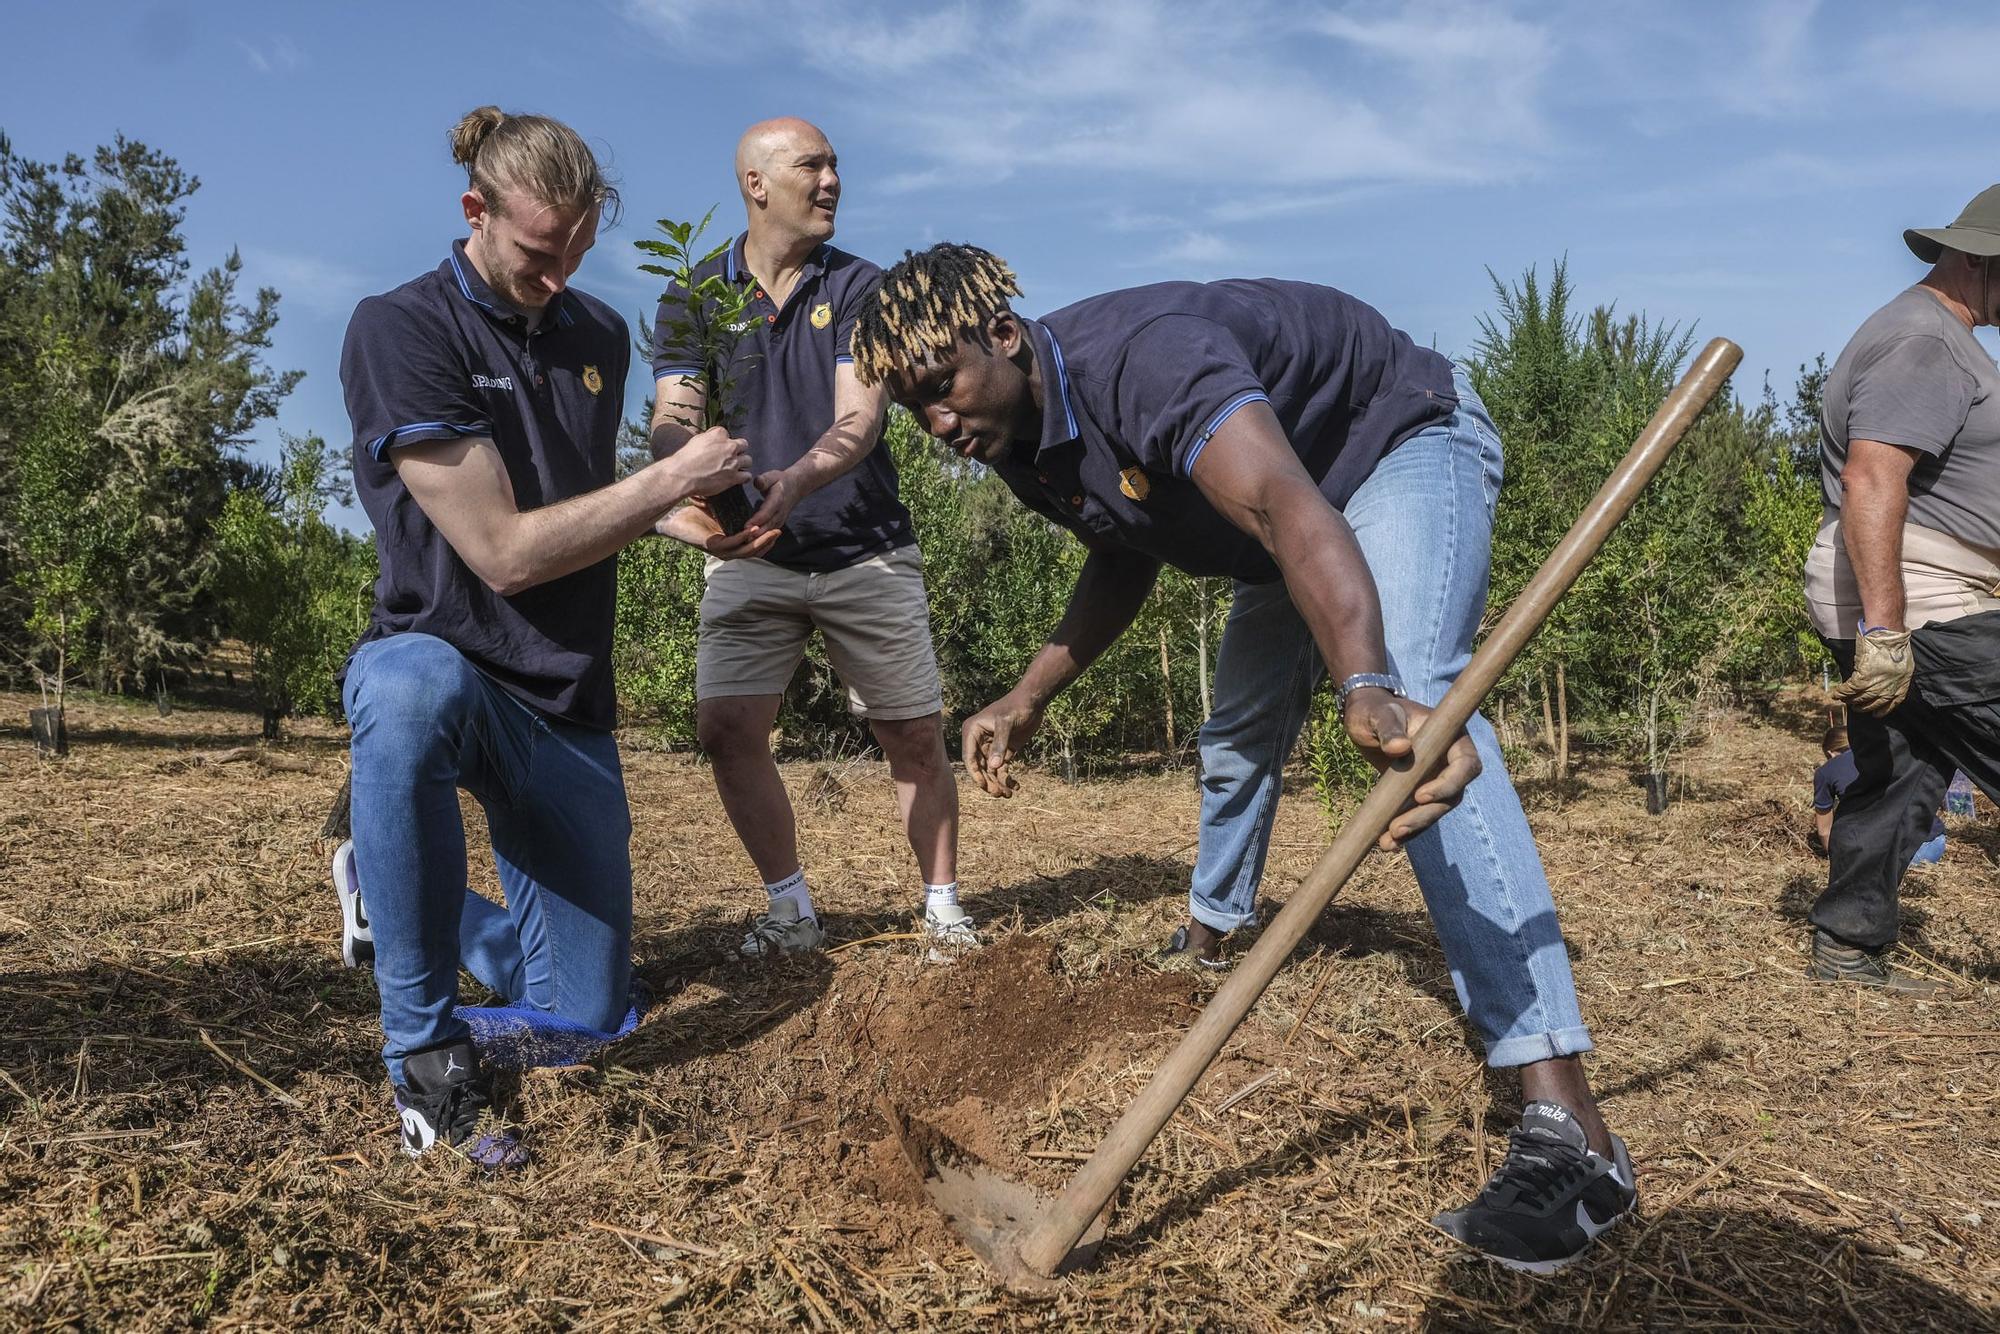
top-left (1432, 1101), bottom-right (1635, 1273)
top-left (331, 840), bottom-right (373, 969)
top-left (1809, 929), bottom-right (1943, 995)
top-left (393, 1039), bottom-right (526, 1171)
top-left (1156, 923), bottom-right (1232, 974)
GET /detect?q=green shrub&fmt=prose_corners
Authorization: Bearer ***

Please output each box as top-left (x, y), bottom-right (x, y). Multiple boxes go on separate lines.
top-left (213, 433), bottom-right (373, 735)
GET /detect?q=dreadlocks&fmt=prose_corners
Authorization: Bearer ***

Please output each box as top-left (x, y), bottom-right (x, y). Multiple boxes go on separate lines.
top-left (850, 243), bottom-right (1023, 386)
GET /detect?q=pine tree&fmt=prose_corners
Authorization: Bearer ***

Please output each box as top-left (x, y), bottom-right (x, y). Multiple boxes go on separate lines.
top-left (0, 133), bottom-right (299, 700)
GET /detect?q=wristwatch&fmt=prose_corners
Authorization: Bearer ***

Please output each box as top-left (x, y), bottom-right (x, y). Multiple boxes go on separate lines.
top-left (1336, 672), bottom-right (1404, 718)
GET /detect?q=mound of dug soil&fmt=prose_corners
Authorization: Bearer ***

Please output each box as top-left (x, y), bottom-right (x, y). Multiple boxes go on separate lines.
top-left (854, 935), bottom-right (1194, 1108)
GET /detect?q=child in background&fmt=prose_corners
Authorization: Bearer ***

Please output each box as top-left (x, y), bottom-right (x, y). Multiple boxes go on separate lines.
top-left (1814, 726), bottom-right (1947, 865)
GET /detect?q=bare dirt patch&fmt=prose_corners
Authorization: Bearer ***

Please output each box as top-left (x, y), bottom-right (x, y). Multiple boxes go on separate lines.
top-left (1, 685), bottom-right (1995, 1330)
top-left (858, 934), bottom-right (1194, 1106)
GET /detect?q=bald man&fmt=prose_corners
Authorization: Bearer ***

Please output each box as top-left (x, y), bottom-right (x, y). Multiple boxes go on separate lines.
top-left (649, 119), bottom-right (976, 962)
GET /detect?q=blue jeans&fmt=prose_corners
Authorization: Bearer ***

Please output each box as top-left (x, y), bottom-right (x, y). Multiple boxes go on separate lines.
top-left (343, 633), bottom-right (634, 1084)
top-left (1188, 368), bottom-right (1593, 1069)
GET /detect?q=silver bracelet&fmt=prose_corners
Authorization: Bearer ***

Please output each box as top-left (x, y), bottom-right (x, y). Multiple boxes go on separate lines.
top-left (1336, 672), bottom-right (1404, 717)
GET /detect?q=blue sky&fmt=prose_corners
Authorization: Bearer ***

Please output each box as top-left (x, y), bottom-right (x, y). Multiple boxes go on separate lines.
top-left (7, 0), bottom-right (1998, 527)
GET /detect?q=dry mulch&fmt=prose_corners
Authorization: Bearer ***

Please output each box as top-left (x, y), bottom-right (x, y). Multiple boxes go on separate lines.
top-left (0, 681), bottom-right (1995, 1330)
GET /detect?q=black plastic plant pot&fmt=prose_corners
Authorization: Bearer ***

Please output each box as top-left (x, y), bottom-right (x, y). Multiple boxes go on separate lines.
top-left (708, 482), bottom-right (762, 537)
top-left (29, 706), bottom-right (67, 757)
top-left (1643, 770), bottom-right (1669, 815)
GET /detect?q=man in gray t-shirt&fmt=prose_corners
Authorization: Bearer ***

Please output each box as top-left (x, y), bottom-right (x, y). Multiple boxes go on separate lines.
top-left (1819, 286), bottom-right (2000, 550)
top-left (1802, 183), bottom-right (2000, 993)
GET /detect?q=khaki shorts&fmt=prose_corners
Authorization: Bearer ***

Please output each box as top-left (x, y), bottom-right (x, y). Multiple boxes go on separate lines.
top-left (696, 545), bottom-right (944, 720)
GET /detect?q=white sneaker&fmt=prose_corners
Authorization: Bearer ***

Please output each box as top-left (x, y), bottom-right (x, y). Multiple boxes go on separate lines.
top-left (923, 902), bottom-right (981, 964)
top-left (331, 839), bottom-right (374, 969)
top-left (739, 897), bottom-right (825, 959)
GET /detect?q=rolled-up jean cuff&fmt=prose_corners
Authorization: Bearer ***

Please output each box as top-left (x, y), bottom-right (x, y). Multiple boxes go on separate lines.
top-left (1187, 893), bottom-right (1256, 935)
top-left (1483, 1025), bottom-right (1595, 1070)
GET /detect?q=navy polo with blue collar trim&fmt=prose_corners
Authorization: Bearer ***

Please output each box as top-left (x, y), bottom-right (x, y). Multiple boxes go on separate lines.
top-left (341, 239), bottom-right (632, 730)
top-left (991, 280), bottom-right (1457, 582)
top-left (651, 233), bottom-right (913, 572)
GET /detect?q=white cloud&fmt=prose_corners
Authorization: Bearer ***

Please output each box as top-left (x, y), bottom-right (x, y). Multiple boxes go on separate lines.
top-left (1730, 0), bottom-right (1821, 116)
top-left (1610, 150), bottom-right (1843, 209)
top-left (621, 0), bottom-right (1559, 194)
top-left (1205, 184), bottom-right (1389, 225)
top-left (1859, 23), bottom-right (2000, 110)
top-left (1135, 229), bottom-right (1239, 268)
top-left (234, 35), bottom-right (301, 76)
top-left (618, 0), bottom-right (1993, 271)
top-left (1543, 0), bottom-right (2000, 127)
top-left (239, 248), bottom-right (370, 319)
top-left (1309, 1), bottom-right (1552, 144)
top-left (1536, 0), bottom-right (1833, 130)
top-left (1103, 207), bottom-right (1183, 233)
top-left (816, 7), bottom-right (982, 74)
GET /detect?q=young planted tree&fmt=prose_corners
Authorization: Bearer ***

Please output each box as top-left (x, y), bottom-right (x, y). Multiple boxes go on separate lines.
top-left (635, 208), bottom-right (762, 532)
top-left (1135, 568), bottom-right (1226, 760)
top-left (214, 433), bottom-right (374, 738)
top-left (1461, 261), bottom-right (1766, 812)
top-left (2, 339), bottom-right (137, 751)
top-left (1468, 260), bottom-right (1617, 782)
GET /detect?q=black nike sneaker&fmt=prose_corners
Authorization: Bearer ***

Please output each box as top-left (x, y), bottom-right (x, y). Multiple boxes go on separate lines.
top-left (1432, 1101), bottom-right (1635, 1273)
top-left (392, 1039), bottom-right (526, 1171)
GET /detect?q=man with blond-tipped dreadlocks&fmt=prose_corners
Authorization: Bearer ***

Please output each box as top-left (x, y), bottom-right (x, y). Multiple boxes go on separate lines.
top-left (854, 243), bottom-right (1635, 1274)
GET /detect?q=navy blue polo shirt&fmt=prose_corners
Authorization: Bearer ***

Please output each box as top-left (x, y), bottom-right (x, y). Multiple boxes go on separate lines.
top-left (341, 240), bottom-right (631, 730)
top-left (1813, 750), bottom-right (1943, 836)
top-left (1812, 750), bottom-right (1858, 811)
top-left (991, 280), bottom-right (1457, 582)
top-left (652, 234), bottom-right (913, 572)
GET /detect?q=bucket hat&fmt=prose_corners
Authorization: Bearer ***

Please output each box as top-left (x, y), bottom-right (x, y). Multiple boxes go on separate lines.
top-left (1905, 185), bottom-right (2000, 262)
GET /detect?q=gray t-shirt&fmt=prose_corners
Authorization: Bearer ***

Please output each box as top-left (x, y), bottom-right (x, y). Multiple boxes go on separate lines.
top-left (1821, 286), bottom-right (2000, 549)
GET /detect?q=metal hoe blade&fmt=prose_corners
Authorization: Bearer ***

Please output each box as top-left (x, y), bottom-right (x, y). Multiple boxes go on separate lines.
top-left (878, 1098), bottom-right (1104, 1294)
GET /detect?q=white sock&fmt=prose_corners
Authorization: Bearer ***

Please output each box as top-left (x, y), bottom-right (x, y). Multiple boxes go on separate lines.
top-left (925, 882), bottom-right (959, 916)
top-left (765, 867), bottom-right (814, 921)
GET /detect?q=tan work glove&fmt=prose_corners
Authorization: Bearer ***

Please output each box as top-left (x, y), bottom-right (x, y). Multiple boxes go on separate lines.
top-left (1832, 626), bottom-right (1914, 716)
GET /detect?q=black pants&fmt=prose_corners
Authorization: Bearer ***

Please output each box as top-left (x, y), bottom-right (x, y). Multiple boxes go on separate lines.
top-left (1813, 611), bottom-right (2000, 949)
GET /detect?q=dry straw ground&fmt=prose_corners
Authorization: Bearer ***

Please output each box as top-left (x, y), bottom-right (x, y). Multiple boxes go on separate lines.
top-left (0, 680), bottom-right (1995, 1331)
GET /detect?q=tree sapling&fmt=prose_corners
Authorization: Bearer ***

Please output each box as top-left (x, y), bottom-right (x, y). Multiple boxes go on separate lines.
top-left (637, 208), bottom-right (763, 534)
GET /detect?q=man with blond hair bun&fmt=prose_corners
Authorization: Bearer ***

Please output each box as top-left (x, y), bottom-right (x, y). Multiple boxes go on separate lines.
top-left (649, 118), bottom-right (974, 963)
top-left (332, 106), bottom-right (751, 1168)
